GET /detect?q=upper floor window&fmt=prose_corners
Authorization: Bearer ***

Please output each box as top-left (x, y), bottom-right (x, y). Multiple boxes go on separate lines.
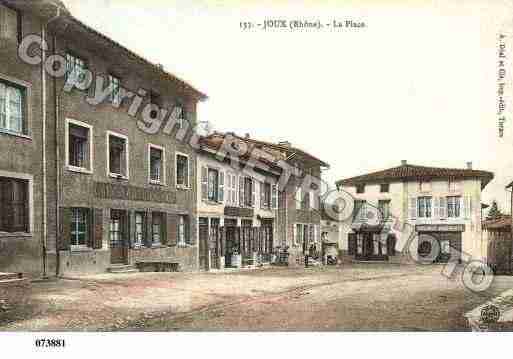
top-left (356, 184), bottom-right (365, 194)
top-left (149, 145), bottom-right (164, 184)
top-left (0, 177), bottom-right (29, 233)
top-left (66, 119), bottom-right (93, 173)
top-left (354, 200), bottom-right (367, 221)
top-left (419, 181), bottom-right (432, 193)
top-left (295, 187), bottom-right (302, 210)
top-left (208, 168), bottom-right (220, 202)
top-left (448, 180), bottom-right (461, 193)
top-left (380, 184), bottom-right (390, 193)
top-left (447, 196), bottom-right (461, 218)
top-left (107, 132), bottom-right (129, 179)
top-left (108, 75), bottom-right (121, 105)
top-left (0, 81), bottom-right (25, 135)
top-left (65, 53), bottom-right (87, 84)
top-left (242, 177), bottom-right (254, 207)
top-left (176, 153), bottom-right (189, 188)
top-left (227, 173), bottom-right (237, 206)
top-left (261, 182), bottom-right (271, 209)
top-left (417, 197), bottom-right (432, 218)
top-left (0, 4), bottom-right (20, 43)
top-left (174, 104), bottom-right (187, 129)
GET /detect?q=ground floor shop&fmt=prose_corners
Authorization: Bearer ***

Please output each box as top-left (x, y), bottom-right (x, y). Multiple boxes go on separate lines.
top-left (198, 214), bottom-right (276, 270)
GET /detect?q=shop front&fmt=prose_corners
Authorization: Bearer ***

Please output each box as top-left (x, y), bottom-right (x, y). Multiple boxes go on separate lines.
top-left (416, 224), bottom-right (464, 263)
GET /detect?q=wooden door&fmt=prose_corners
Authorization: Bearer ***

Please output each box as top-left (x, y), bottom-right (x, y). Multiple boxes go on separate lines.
top-left (110, 210), bottom-right (128, 264)
top-left (198, 218), bottom-right (209, 270)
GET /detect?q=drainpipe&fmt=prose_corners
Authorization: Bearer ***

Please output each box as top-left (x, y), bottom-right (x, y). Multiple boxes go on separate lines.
top-left (41, 1), bottom-right (63, 279)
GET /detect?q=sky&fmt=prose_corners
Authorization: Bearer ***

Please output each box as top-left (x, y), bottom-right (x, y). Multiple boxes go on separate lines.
top-left (62, 0), bottom-right (513, 213)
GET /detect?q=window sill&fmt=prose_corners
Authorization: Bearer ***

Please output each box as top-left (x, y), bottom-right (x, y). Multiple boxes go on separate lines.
top-left (67, 166), bottom-right (93, 175)
top-left (149, 180), bottom-right (166, 186)
top-left (70, 247), bottom-right (93, 253)
top-left (0, 232), bottom-right (32, 238)
top-left (0, 129), bottom-right (32, 140)
top-left (176, 185), bottom-right (190, 191)
top-left (109, 173), bottom-right (129, 180)
top-left (177, 243), bottom-right (194, 248)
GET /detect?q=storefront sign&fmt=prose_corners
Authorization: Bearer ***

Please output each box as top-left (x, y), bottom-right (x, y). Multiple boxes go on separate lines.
top-left (224, 206), bottom-right (254, 218)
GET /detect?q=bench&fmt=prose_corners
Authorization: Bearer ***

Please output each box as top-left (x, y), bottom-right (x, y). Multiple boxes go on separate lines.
top-left (135, 261), bottom-right (180, 273)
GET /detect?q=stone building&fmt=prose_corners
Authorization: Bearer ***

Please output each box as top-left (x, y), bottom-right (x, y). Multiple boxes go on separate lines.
top-left (336, 161), bottom-right (494, 264)
top-left (0, 0), bottom-right (206, 276)
top-left (196, 133), bottom-right (280, 270)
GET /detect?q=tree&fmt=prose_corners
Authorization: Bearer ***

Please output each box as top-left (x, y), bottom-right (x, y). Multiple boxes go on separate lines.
top-left (487, 200), bottom-right (503, 220)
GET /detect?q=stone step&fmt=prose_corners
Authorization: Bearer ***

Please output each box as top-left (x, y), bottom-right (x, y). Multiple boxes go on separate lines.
top-left (0, 272), bottom-right (22, 281)
top-left (107, 264), bottom-right (139, 274)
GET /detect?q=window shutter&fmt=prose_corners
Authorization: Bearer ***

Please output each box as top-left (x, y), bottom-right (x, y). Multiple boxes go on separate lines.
top-left (91, 208), bottom-right (103, 249)
top-left (167, 213), bottom-right (177, 246)
top-left (433, 197), bottom-right (440, 218)
top-left (260, 181), bottom-right (265, 209)
top-left (272, 185), bottom-right (278, 210)
top-left (467, 197), bottom-right (473, 220)
top-left (59, 207), bottom-right (72, 251)
top-left (219, 171), bottom-right (225, 203)
top-left (387, 235), bottom-right (396, 256)
top-left (252, 180), bottom-right (256, 208)
top-left (439, 197), bottom-right (447, 219)
top-left (127, 210), bottom-right (135, 249)
top-left (161, 212), bottom-right (168, 245)
top-left (145, 211), bottom-right (153, 248)
top-left (201, 166), bottom-right (208, 201)
top-left (239, 177), bottom-right (244, 207)
top-left (293, 224), bottom-right (298, 246)
top-left (348, 233), bottom-right (357, 255)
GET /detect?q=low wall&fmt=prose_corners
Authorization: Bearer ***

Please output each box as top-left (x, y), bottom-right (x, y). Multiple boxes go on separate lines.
top-left (129, 246), bottom-right (198, 272)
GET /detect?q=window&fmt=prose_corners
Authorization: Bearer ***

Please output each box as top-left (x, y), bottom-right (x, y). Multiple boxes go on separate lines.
top-left (449, 180), bottom-right (461, 192)
top-left (418, 197), bottom-right (432, 218)
top-left (380, 184), bottom-right (389, 193)
top-left (71, 208), bottom-right (89, 248)
top-left (108, 75), bottom-right (121, 105)
top-left (261, 182), bottom-right (271, 209)
top-left (174, 104), bottom-right (187, 129)
top-left (356, 184), bottom-right (365, 194)
top-left (0, 177), bottom-right (29, 233)
top-left (176, 153), bottom-right (189, 188)
top-left (295, 224), bottom-right (304, 246)
top-left (152, 212), bottom-right (163, 245)
top-left (0, 4), bottom-right (20, 43)
top-left (178, 215), bottom-right (190, 245)
top-left (419, 181), bottom-right (432, 193)
top-left (208, 168), bottom-right (219, 202)
top-left (447, 196), bottom-right (461, 218)
top-left (227, 173), bottom-right (237, 205)
top-left (109, 210), bottom-right (125, 247)
top-left (65, 53), bottom-right (88, 85)
top-left (354, 200), bottom-right (366, 221)
top-left (149, 145), bottom-right (164, 184)
top-left (67, 122), bottom-right (92, 171)
top-left (378, 200), bottom-right (391, 221)
top-left (134, 212), bottom-right (145, 247)
top-left (0, 81), bottom-right (25, 135)
top-left (295, 187), bottom-right (302, 210)
top-left (243, 177), bottom-right (254, 207)
top-left (107, 132), bottom-right (129, 178)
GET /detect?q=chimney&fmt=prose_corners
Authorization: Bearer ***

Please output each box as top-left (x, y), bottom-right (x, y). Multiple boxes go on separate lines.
top-left (401, 160), bottom-right (407, 166)
top-left (156, 63), bottom-right (164, 70)
top-left (467, 162), bottom-right (473, 170)
top-left (278, 141), bottom-right (292, 148)
top-left (245, 133), bottom-right (250, 139)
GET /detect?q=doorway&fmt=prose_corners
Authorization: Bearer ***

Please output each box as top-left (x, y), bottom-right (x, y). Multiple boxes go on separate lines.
top-left (110, 209), bottom-right (128, 264)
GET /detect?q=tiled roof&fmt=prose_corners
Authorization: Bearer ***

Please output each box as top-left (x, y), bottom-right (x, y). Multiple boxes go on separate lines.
top-left (336, 163), bottom-right (494, 189)
top-left (199, 132), bottom-right (329, 172)
top-left (483, 216), bottom-right (511, 230)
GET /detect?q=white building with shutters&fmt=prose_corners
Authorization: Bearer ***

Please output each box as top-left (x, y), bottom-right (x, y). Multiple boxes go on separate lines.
top-left (196, 134), bottom-right (279, 270)
top-left (336, 161), bottom-right (494, 264)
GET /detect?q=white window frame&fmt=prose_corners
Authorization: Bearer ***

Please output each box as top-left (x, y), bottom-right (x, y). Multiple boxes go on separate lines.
top-left (106, 130), bottom-right (129, 180)
top-left (419, 181), bottom-right (432, 193)
top-left (65, 118), bottom-right (94, 174)
top-left (295, 187), bottom-right (302, 210)
top-left (0, 170), bottom-right (33, 236)
top-left (108, 74), bottom-right (121, 105)
top-left (148, 143), bottom-right (166, 185)
top-left (0, 73), bottom-right (31, 138)
top-left (70, 207), bottom-right (89, 251)
top-left (175, 151), bottom-right (190, 189)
